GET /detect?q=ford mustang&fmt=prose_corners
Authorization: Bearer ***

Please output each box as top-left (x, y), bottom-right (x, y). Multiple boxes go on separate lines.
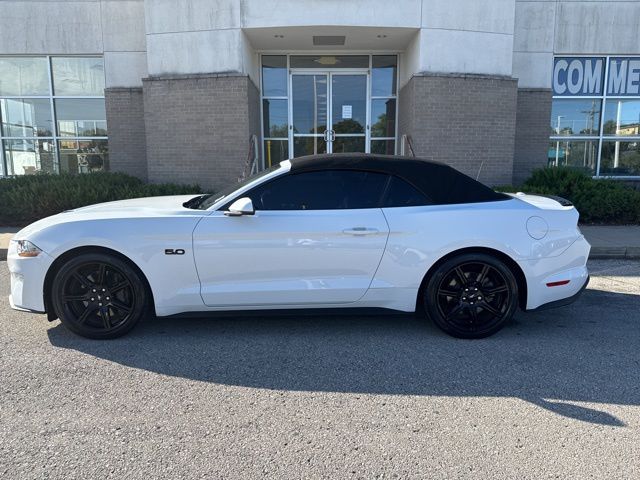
top-left (7, 154), bottom-right (590, 339)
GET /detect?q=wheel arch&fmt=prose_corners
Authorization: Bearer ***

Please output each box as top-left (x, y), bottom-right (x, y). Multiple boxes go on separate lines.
top-left (43, 245), bottom-right (155, 321)
top-left (416, 247), bottom-right (528, 311)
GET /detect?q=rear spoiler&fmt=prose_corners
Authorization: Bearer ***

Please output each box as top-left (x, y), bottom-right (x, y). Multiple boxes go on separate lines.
top-left (536, 194), bottom-right (573, 207)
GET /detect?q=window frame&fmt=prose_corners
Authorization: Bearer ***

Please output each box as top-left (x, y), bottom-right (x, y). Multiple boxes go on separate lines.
top-left (258, 53), bottom-right (400, 169)
top-left (550, 55), bottom-right (640, 179)
top-left (0, 55), bottom-right (107, 176)
top-left (221, 168), bottom-right (432, 212)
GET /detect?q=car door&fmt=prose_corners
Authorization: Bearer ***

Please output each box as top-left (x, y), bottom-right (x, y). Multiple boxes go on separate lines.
top-left (192, 170), bottom-right (391, 307)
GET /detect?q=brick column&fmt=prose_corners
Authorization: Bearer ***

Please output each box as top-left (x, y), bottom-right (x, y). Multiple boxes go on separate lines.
top-left (513, 89), bottom-right (552, 184)
top-left (398, 73), bottom-right (518, 186)
top-left (143, 74), bottom-right (261, 190)
top-left (105, 87), bottom-right (148, 180)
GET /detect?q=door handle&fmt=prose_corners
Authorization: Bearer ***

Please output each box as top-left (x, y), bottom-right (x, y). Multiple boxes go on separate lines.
top-left (343, 227), bottom-right (380, 236)
top-left (329, 129), bottom-right (336, 142)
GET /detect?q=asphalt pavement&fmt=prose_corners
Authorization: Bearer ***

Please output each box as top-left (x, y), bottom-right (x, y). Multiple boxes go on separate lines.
top-left (1, 260), bottom-right (639, 479)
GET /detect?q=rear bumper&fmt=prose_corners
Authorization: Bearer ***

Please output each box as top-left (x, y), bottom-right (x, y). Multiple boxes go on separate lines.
top-left (527, 275), bottom-right (589, 312)
top-left (518, 235), bottom-right (591, 310)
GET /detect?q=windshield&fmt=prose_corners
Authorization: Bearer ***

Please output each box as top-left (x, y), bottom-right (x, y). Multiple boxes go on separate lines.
top-left (190, 164), bottom-right (282, 210)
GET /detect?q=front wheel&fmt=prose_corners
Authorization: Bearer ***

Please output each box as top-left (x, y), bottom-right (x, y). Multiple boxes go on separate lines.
top-left (51, 252), bottom-right (149, 339)
top-left (423, 253), bottom-right (519, 339)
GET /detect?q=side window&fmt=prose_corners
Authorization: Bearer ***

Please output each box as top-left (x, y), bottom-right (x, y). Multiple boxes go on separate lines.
top-left (382, 176), bottom-right (431, 207)
top-left (245, 170), bottom-right (389, 210)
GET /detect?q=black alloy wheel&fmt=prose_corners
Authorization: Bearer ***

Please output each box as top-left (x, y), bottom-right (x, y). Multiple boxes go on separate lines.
top-left (424, 253), bottom-right (519, 339)
top-left (51, 253), bottom-right (148, 339)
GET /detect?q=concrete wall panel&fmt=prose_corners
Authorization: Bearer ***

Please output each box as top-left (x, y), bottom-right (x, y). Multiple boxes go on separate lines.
top-left (513, 1), bottom-right (556, 53)
top-left (420, 29), bottom-right (514, 76)
top-left (145, 0), bottom-right (240, 34)
top-left (0, 1), bottom-right (102, 54)
top-left (101, 0), bottom-right (146, 52)
top-left (422, 0), bottom-right (515, 35)
top-left (105, 51), bottom-right (148, 87)
top-left (555, 2), bottom-right (640, 54)
top-left (512, 51), bottom-right (553, 88)
top-left (147, 29), bottom-right (244, 76)
top-left (241, 0), bottom-right (421, 28)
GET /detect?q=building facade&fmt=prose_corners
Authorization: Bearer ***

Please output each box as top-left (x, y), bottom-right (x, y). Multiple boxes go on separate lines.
top-left (0, 0), bottom-right (639, 189)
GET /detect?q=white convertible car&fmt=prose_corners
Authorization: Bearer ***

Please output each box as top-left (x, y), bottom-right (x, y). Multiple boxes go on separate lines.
top-left (7, 154), bottom-right (590, 339)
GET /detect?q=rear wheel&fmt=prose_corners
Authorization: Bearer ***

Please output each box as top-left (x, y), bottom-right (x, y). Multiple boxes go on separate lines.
top-left (423, 253), bottom-right (518, 339)
top-left (51, 252), bottom-right (148, 339)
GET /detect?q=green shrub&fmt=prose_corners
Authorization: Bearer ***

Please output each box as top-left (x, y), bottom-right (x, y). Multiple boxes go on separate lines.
top-left (496, 167), bottom-right (640, 224)
top-left (0, 172), bottom-right (201, 226)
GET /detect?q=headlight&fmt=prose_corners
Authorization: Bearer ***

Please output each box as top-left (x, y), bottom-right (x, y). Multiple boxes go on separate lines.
top-left (13, 240), bottom-right (43, 258)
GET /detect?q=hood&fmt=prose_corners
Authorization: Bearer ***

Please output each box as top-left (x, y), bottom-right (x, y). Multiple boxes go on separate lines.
top-left (70, 194), bottom-right (202, 213)
top-left (15, 194), bottom-right (203, 241)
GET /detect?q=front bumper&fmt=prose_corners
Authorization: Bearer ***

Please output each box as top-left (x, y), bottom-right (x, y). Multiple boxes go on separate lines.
top-left (7, 243), bottom-right (53, 313)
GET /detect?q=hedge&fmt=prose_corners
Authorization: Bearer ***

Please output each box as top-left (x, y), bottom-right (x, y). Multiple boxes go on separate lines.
top-left (0, 172), bottom-right (201, 227)
top-left (496, 167), bottom-right (640, 224)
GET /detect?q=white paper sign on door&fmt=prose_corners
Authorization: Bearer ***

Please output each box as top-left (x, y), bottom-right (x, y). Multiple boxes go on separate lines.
top-left (342, 105), bottom-right (352, 119)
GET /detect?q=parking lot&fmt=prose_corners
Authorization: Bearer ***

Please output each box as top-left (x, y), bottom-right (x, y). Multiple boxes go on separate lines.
top-left (1, 259), bottom-right (639, 479)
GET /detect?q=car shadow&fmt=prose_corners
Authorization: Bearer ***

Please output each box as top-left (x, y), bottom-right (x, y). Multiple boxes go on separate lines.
top-left (47, 288), bottom-right (640, 427)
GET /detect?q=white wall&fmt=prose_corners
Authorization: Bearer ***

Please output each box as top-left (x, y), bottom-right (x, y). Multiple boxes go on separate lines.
top-left (0, 0), bottom-right (147, 88)
top-left (513, 0), bottom-right (640, 89)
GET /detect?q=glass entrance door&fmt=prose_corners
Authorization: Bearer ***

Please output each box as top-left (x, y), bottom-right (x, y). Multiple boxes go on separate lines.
top-left (290, 72), bottom-right (368, 157)
top-left (330, 73), bottom-right (367, 154)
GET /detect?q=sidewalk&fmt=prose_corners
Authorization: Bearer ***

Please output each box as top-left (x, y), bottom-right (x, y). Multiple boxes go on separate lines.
top-left (1, 225), bottom-right (639, 262)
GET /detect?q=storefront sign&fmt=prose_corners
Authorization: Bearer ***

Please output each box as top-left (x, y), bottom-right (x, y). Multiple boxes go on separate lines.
top-left (553, 57), bottom-right (640, 97)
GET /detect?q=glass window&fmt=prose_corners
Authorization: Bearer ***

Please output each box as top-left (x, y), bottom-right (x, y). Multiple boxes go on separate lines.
top-left (372, 56), bottom-right (397, 97)
top-left (548, 140), bottom-right (598, 174)
top-left (382, 176), bottom-right (430, 207)
top-left (264, 139), bottom-right (288, 167)
top-left (371, 98), bottom-right (396, 138)
top-left (550, 99), bottom-right (601, 136)
top-left (3, 138), bottom-right (57, 175)
top-left (262, 56), bottom-right (287, 97)
top-left (262, 99), bottom-right (288, 138)
top-left (371, 139), bottom-right (395, 155)
top-left (247, 170), bottom-right (389, 210)
top-left (0, 57), bottom-right (49, 96)
top-left (0, 98), bottom-right (53, 137)
top-left (52, 57), bottom-right (105, 96)
top-left (600, 141), bottom-right (640, 176)
top-left (290, 55), bottom-right (369, 69)
top-left (58, 139), bottom-right (108, 173)
top-left (602, 100), bottom-right (640, 136)
top-left (55, 99), bottom-right (107, 136)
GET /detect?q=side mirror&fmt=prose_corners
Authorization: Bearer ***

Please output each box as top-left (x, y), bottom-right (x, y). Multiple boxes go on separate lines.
top-left (224, 197), bottom-right (255, 216)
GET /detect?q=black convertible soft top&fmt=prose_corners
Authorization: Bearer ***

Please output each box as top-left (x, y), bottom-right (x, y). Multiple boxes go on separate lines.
top-left (289, 153), bottom-right (508, 205)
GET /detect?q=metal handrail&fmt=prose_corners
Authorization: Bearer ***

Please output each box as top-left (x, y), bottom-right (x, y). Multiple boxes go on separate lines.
top-left (400, 134), bottom-right (416, 157)
top-left (238, 134), bottom-right (259, 181)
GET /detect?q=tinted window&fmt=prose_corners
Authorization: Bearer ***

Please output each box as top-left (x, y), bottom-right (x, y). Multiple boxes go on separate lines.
top-left (382, 176), bottom-right (431, 207)
top-left (246, 170), bottom-right (389, 210)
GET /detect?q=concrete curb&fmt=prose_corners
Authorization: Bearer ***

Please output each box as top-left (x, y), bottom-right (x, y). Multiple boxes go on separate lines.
top-left (589, 246), bottom-right (640, 260)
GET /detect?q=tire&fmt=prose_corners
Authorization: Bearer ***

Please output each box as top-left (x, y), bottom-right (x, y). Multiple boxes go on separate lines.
top-left (423, 253), bottom-right (519, 339)
top-left (51, 252), bottom-right (149, 339)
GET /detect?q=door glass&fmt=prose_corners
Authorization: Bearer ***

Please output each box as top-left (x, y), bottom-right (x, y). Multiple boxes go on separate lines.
top-left (292, 75), bottom-right (327, 135)
top-left (246, 170), bottom-right (389, 210)
top-left (294, 136), bottom-right (327, 157)
top-left (331, 75), bottom-right (366, 135)
top-left (332, 137), bottom-right (365, 154)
